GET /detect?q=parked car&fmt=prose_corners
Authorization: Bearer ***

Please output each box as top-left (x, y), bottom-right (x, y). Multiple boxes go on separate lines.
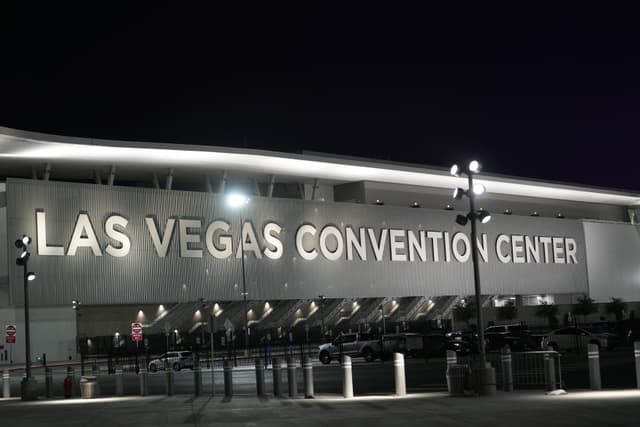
top-left (544, 327), bottom-right (618, 352)
top-left (148, 351), bottom-right (195, 372)
top-left (444, 331), bottom-right (475, 355)
top-left (318, 332), bottom-right (381, 364)
top-left (484, 324), bottom-right (546, 351)
top-left (376, 333), bottom-right (425, 359)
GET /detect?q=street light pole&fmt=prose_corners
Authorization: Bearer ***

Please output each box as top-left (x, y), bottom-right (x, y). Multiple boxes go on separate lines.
top-left (239, 212), bottom-right (250, 354)
top-left (15, 235), bottom-right (37, 400)
top-left (467, 173), bottom-right (488, 367)
top-left (319, 295), bottom-right (326, 342)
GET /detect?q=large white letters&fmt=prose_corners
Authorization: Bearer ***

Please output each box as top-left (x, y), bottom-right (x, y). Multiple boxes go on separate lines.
top-left (67, 213), bottom-right (102, 256)
top-left (36, 211), bottom-right (65, 256)
top-left (104, 215), bottom-right (131, 257)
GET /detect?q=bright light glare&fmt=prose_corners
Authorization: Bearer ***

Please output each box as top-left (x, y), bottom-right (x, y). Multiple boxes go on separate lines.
top-left (227, 193), bottom-right (249, 208)
top-left (473, 183), bottom-right (486, 195)
top-left (22, 235), bottom-right (32, 245)
top-left (480, 211), bottom-right (492, 224)
top-left (27, 272), bottom-right (36, 281)
top-left (450, 164), bottom-right (460, 176)
top-left (468, 160), bottom-right (481, 173)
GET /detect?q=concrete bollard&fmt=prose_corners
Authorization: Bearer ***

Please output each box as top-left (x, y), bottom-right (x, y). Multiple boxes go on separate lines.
top-left (501, 346), bottom-right (514, 392)
top-left (223, 359), bottom-right (233, 397)
top-left (287, 357), bottom-right (297, 398)
top-left (393, 353), bottom-right (406, 396)
top-left (255, 358), bottom-right (265, 397)
top-left (193, 366), bottom-right (202, 396)
top-left (139, 367), bottom-right (148, 396)
top-left (544, 348), bottom-right (556, 391)
top-left (2, 369), bottom-right (10, 398)
top-left (272, 357), bottom-right (282, 397)
top-left (166, 369), bottom-right (175, 396)
top-left (115, 368), bottom-right (124, 396)
top-left (66, 366), bottom-right (76, 397)
top-left (588, 343), bottom-right (601, 390)
top-left (303, 355), bottom-right (314, 398)
top-left (342, 355), bottom-right (353, 398)
top-left (45, 367), bottom-right (53, 398)
top-left (634, 341), bottom-right (640, 389)
top-left (446, 350), bottom-right (458, 368)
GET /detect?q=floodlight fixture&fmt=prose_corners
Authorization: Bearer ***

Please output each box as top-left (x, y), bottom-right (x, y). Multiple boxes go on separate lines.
top-left (227, 193), bottom-right (250, 208)
top-left (477, 210), bottom-right (492, 224)
top-left (472, 183), bottom-right (486, 195)
top-left (27, 272), bottom-right (36, 281)
top-left (450, 164), bottom-right (461, 177)
top-left (468, 160), bottom-right (481, 174)
top-left (411, 201), bottom-right (420, 208)
top-left (455, 214), bottom-right (469, 226)
top-left (453, 188), bottom-right (465, 200)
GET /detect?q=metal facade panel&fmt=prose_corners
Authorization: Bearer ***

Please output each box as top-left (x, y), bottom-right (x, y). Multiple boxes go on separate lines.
top-left (6, 179), bottom-right (588, 306)
top-left (583, 221), bottom-right (640, 302)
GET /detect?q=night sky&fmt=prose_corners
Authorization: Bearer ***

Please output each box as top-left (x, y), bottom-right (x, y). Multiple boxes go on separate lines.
top-left (2, 4), bottom-right (639, 191)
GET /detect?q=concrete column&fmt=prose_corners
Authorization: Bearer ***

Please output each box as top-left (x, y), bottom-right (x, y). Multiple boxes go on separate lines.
top-left (544, 348), bottom-right (556, 391)
top-left (287, 357), bottom-right (297, 398)
top-left (272, 357), bottom-right (282, 397)
top-left (471, 363), bottom-right (496, 396)
top-left (588, 343), bottom-right (601, 390)
top-left (166, 370), bottom-right (175, 396)
top-left (115, 368), bottom-right (124, 396)
top-left (45, 367), bottom-right (53, 398)
top-left (446, 350), bottom-right (457, 368)
top-left (393, 353), bottom-right (406, 396)
top-left (634, 341), bottom-right (640, 389)
top-left (139, 368), bottom-right (148, 396)
top-left (267, 175), bottom-right (276, 198)
top-left (501, 346), bottom-right (514, 392)
top-left (43, 163), bottom-right (52, 181)
top-left (303, 355), bottom-right (314, 398)
top-left (165, 168), bottom-right (174, 190)
top-left (342, 355), bottom-right (353, 398)
top-left (107, 165), bottom-right (116, 186)
top-left (3, 369), bottom-right (10, 398)
top-left (193, 366), bottom-right (202, 396)
top-left (223, 359), bottom-right (233, 397)
top-left (255, 358), bottom-right (265, 397)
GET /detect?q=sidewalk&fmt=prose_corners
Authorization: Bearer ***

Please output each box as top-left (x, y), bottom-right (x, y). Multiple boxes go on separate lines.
top-left (1, 389), bottom-right (639, 426)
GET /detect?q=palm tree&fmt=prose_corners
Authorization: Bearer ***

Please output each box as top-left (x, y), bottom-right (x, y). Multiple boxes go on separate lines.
top-left (573, 295), bottom-right (597, 324)
top-left (606, 297), bottom-right (626, 322)
top-left (535, 302), bottom-right (559, 329)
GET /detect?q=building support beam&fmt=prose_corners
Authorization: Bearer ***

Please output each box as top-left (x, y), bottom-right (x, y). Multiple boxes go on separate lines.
top-left (152, 173), bottom-right (160, 189)
top-left (165, 168), bottom-right (174, 190)
top-left (311, 178), bottom-right (319, 201)
top-left (107, 165), bottom-right (116, 186)
top-left (218, 171), bottom-right (227, 194)
top-left (253, 179), bottom-right (261, 196)
top-left (94, 170), bottom-right (102, 185)
top-left (43, 163), bottom-right (52, 181)
top-left (267, 175), bottom-right (276, 198)
top-left (205, 175), bottom-right (213, 193)
top-left (31, 167), bottom-right (38, 180)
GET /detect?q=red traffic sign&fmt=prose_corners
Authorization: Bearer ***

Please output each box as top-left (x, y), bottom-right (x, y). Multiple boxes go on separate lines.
top-left (131, 323), bottom-right (143, 341)
top-left (5, 325), bottom-right (16, 344)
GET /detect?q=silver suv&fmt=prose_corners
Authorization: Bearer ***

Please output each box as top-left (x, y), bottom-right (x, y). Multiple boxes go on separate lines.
top-left (148, 351), bottom-right (195, 372)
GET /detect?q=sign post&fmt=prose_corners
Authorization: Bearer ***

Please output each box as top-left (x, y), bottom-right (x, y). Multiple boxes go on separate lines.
top-left (5, 325), bottom-right (16, 344)
top-left (131, 323), bottom-right (143, 342)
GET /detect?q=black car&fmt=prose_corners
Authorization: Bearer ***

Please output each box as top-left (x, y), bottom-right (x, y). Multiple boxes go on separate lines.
top-left (484, 324), bottom-right (545, 351)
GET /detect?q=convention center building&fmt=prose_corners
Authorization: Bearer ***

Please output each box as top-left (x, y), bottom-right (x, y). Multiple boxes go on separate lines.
top-left (1, 126), bottom-right (639, 362)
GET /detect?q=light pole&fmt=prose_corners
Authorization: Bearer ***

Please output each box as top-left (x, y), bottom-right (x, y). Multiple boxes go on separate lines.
top-left (72, 299), bottom-right (80, 356)
top-left (15, 235), bottom-right (37, 401)
top-left (450, 160), bottom-right (496, 395)
top-left (318, 295), bottom-right (326, 342)
top-left (199, 298), bottom-right (216, 396)
top-left (379, 304), bottom-right (386, 335)
top-left (227, 193), bottom-right (250, 354)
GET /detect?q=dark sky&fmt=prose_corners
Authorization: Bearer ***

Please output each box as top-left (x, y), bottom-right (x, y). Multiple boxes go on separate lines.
top-left (2, 4), bottom-right (639, 191)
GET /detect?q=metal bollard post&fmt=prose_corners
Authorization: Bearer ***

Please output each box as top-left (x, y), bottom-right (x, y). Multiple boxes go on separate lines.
top-left (501, 346), bottom-right (514, 392)
top-left (588, 343), bottom-right (601, 390)
top-left (287, 357), bottom-right (297, 398)
top-left (446, 350), bottom-right (457, 368)
top-left (393, 353), bottom-right (406, 396)
top-left (255, 358), bottom-right (265, 397)
top-left (634, 341), bottom-right (640, 389)
top-left (166, 369), bottom-right (175, 396)
top-left (67, 366), bottom-right (76, 397)
top-left (2, 369), bottom-right (10, 398)
top-left (115, 367), bottom-right (124, 396)
top-left (223, 359), bottom-right (233, 397)
top-left (139, 367), bottom-right (148, 396)
top-left (45, 367), bottom-right (53, 398)
top-left (342, 355), bottom-right (353, 398)
top-left (193, 366), bottom-right (202, 396)
top-left (303, 355), bottom-right (314, 398)
top-left (544, 347), bottom-right (557, 391)
top-left (272, 357), bottom-right (282, 397)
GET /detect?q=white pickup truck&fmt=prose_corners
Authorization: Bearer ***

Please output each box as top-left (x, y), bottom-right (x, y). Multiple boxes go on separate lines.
top-left (318, 332), bottom-right (381, 364)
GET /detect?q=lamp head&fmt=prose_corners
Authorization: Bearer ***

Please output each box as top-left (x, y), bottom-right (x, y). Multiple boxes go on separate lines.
top-left (27, 272), bottom-right (36, 281)
top-left (472, 183), bottom-right (486, 196)
top-left (453, 188), bottom-right (465, 200)
top-left (226, 193), bottom-right (250, 208)
top-left (450, 164), bottom-right (461, 177)
top-left (455, 214), bottom-right (469, 226)
top-left (477, 210), bottom-right (492, 224)
top-left (468, 160), bottom-right (481, 174)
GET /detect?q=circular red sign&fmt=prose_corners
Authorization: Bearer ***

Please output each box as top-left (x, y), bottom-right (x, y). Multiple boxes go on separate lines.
top-left (5, 325), bottom-right (16, 336)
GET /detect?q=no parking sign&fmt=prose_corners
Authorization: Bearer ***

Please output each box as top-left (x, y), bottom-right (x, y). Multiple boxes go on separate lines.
top-left (5, 325), bottom-right (16, 344)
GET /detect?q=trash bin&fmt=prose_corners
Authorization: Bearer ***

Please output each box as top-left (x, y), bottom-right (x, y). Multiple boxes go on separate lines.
top-left (446, 364), bottom-right (468, 396)
top-left (80, 376), bottom-right (100, 399)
